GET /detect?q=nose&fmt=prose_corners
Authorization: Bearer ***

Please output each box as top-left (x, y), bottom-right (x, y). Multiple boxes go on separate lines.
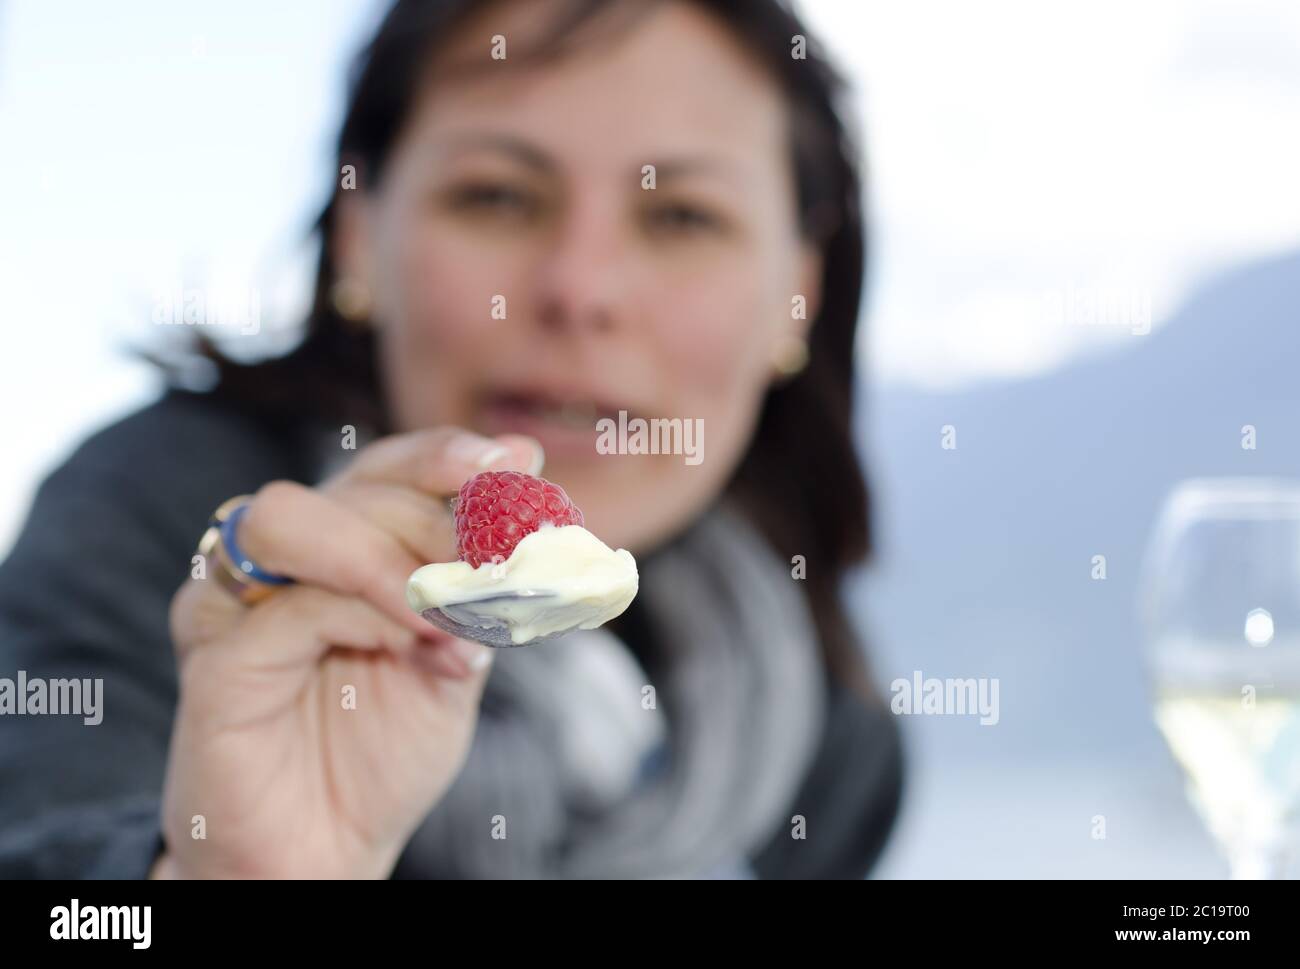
top-left (530, 199), bottom-right (629, 338)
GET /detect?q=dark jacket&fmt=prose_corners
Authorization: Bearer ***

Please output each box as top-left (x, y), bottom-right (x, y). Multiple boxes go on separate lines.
top-left (0, 389), bottom-right (903, 878)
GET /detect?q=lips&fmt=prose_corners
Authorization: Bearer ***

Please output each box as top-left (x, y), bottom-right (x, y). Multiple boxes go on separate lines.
top-left (486, 393), bottom-right (605, 429)
top-left (477, 386), bottom-right (640, 457)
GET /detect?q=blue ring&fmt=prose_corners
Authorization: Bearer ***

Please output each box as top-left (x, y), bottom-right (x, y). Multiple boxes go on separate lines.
top-left (219, 503), bottom-right (293, 586)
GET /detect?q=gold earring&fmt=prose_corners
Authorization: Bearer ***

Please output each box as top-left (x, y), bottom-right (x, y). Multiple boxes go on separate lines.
top-left (771, 334), bottom-right (809, 379)
top-left (330, 276), bottom-right (372, 324)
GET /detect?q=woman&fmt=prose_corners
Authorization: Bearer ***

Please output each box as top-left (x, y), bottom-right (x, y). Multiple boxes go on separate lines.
top-left (0, 0), bottom-right (902, 879)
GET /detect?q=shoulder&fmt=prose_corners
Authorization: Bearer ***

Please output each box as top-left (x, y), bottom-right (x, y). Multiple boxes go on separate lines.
top-left (63, 388), bottom-right (312, 487)
top-left (2, 388), bottom-right (318, 594)
top-left (750, 679), bottom-right (905, 879)
top-left (34, 387), bottom-right (324, 533)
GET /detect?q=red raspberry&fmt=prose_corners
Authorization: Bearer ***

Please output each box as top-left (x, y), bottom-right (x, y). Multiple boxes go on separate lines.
top-left (453, 470), bottom-right (585, 567)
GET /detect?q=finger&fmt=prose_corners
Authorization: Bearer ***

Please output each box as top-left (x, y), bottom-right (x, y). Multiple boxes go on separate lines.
top-left (321, 479), bottom-right (456, 567)
top-left (234, 587), bottom-right (493, 677)
top-left (182, 586), bottom-right (491, 726)
top-left (407, 633), bottom-right (496, 682)
top-left (170, 575), bottom-right (246, 665)
top-left (236, 584), bottom-right (424, 670)
top-left (337, 427), bottom-right (544, 496)
top-left (235, 480), bottom-right (433, 636)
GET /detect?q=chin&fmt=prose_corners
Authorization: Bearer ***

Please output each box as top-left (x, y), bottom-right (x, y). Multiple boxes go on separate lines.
top-left (574, 489), bottom-right (695, 559)
top-left (540, 453), bottom-right (718, 556)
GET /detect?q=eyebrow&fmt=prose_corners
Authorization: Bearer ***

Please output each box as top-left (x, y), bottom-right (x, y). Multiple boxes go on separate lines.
top-left (432, 132), bottom-right (556, 173)
top-left (650, 157), bottom-right (740, 184)
top-left (431, 130), bottom-right (742, 186)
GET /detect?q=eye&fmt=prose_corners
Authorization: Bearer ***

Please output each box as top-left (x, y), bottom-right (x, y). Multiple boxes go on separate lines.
top-left (645, 202), bottom-right (723, 236)
top-left (445, 182), bottom-right (539, 218)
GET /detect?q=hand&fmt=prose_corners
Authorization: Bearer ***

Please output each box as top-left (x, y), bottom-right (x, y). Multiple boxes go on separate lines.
top-left (156, 428), bottom-right (541, 878)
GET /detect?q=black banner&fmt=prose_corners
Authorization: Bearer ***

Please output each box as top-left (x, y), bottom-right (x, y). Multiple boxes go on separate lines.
top-left (0, 878), bottom-right (1282, 955)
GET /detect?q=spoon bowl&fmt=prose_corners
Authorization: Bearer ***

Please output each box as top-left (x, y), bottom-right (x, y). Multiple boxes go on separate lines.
top-left (419, 589), bottom-right (569, 648)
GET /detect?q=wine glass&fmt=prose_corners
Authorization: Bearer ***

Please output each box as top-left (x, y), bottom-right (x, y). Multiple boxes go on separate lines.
top-left (1140, 478), bottom-right (1300, 879)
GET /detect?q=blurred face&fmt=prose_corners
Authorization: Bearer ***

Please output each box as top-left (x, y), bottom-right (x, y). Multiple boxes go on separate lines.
top-left (336, 0), bottom-right (820, 554)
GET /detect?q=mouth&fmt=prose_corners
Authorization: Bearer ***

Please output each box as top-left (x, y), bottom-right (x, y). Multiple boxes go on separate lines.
top-left (477, 388), bottom-right (636, 458)
top-left (488, 393), bottom-right (607, 428)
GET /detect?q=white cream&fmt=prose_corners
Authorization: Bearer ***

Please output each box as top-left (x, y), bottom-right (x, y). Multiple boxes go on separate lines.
top-left (406, 524), bottom-right (638, 646)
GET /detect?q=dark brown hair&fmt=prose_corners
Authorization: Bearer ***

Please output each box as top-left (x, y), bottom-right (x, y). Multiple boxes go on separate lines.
top-left (185, 0), bottom-right (878, 698)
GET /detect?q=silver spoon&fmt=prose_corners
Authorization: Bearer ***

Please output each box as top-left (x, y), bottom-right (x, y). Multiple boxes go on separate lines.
top-left (417, 589), bottom-right (569, 648)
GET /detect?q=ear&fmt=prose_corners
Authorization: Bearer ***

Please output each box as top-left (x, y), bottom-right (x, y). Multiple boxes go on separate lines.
top-left (331, 188), bottom-right (376, 292)
top-left (788, 238), bottom-right (824, 340)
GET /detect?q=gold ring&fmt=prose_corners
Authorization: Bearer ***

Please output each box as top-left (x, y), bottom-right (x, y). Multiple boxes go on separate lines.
top-left (196, 495), bottom-right (291, 606)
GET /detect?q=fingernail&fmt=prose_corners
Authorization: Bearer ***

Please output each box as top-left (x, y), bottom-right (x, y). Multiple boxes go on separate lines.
top-left (475, 445), bottom-right (510, 469)
top-left (447, 433), bottom-right (508, 469)
top-left (450, 638), bottom-right (495, 671)
top-left (525, 438), bottom-right (545, 475)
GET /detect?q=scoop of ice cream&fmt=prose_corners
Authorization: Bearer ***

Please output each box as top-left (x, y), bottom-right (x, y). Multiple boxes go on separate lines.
top-left (407, 524), bottom-right (638, 646)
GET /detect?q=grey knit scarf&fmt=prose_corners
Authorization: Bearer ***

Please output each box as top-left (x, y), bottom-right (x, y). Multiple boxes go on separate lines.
top-left (401, 502), bottom-right (827, 879)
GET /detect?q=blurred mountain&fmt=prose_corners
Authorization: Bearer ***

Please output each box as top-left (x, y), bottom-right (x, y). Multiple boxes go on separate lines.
top-left (853, 248), bottom-right (1300, 876)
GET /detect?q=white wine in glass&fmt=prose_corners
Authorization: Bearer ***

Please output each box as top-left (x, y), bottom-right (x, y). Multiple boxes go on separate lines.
top-left (1141, 479), bottom-right (1300, 879)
